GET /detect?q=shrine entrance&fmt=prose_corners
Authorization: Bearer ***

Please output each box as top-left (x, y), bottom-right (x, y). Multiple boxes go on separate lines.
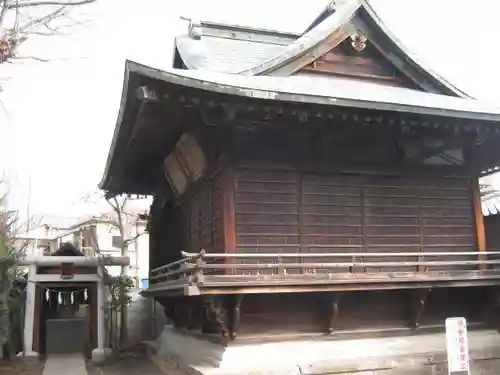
top-left (30, 244), bottom-right (97, 357)
top-left (21, 242), bottom-right (129, 361)
top-left (34, 282), bottom-right (97, 356)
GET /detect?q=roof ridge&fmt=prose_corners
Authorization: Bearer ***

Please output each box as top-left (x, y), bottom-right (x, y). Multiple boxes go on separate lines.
top-left (303, 0), bottom-right (344, 34)
top-left (239, 0), bottom-right (362, 76)
top-left (181, 17), bottom-right (300, 42)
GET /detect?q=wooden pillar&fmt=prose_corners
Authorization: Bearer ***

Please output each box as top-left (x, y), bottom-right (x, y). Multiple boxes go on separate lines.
top-left (222, 164), bottom-right (237, 273)
top-left (472, 178), bottom-right (487, 271)
top-left (472, 177), bottom-right (486, 252)
top-left (465, 142), bottom-right (486, 266)
top-left (85, 283), bottom-right (98, 358)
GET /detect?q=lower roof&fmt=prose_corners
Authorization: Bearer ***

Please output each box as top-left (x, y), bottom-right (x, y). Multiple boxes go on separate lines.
top-left (99, 60), bottom-right (500, 193)
top-left (124, 61), bottom-right (500, 120)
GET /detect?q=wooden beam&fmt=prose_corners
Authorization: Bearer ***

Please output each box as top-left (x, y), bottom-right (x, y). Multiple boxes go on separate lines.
top-left (301, 59), bottom-right (402, 83)
top-left (33, 274), bottom-right (100, 283)
top-left (196, 279), bottom-right (500, 295)
top-left (19, 256), bottom-right (130, 267)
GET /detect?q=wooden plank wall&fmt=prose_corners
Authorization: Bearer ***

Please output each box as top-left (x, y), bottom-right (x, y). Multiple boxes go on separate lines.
top-left (234, 167), bottom-right (476, 274)
top-left (296, 39), bottom-right (417, 88)
top-left (181, 170), bottom-right (225, 255)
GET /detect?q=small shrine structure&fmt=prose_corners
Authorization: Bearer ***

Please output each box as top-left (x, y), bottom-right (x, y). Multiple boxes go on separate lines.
top-left (20, 243), bottom-right (129, 361)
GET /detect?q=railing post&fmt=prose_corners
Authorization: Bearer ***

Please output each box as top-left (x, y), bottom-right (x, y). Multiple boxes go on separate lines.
top-left (417, 254), bottom-right (423, 273)
top-left (194, 249), bottom-right (205, 284)
top-left (278, 255), bottom-right (286, 276)
top-left (479, 252), bottom-right (488, 271)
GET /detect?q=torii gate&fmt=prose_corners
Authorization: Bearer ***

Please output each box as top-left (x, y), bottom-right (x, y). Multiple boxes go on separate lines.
top-left (19, 254), bottom-right (129, 362)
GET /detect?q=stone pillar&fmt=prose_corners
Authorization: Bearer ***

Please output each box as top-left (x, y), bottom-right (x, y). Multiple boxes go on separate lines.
top-left (23, 265), bottom-right (38, 356)
top-left (92, 268), bottom-right (110, 363)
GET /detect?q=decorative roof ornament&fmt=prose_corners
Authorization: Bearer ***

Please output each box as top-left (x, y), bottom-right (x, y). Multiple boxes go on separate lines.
top-left (188, 19), bottom-right (202, 40)
top-left (350, 30), bottom-right (367, 52)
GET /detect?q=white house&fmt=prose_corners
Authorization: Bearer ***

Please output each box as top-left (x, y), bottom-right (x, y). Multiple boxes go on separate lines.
top-left (15, 201), bottom-right (151, 289)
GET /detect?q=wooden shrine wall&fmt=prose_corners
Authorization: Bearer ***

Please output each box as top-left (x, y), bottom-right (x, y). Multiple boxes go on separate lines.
top-left (229, 123), bottom-right (478, 275)
top-left (150, 121), bottom-right (480, 270)
top-left (180, 169), bottom-right (225, 255)
top-left (233, 167), bottom-right (476, 273)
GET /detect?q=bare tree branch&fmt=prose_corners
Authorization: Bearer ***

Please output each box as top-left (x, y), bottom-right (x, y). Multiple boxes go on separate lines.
top-left (108, 196), bottom-right (125, 240)
top-left (0, 1), bottom-right (8, 36)
top-left (16, 5), bottom-right (66, 34)
top-left (5, 0), bottom-right (96, 9)
top-left (8, 54), bottom-right (48, 61)
top-left (124, 231), bottom-right (145, 247)
top-left (0, 0), bottom-right (95, 65)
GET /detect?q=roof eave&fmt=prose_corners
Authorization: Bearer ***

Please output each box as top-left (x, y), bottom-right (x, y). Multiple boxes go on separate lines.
top-left (132, 62), bottom-right (500, 121)
top-left (99, 62), bottom-right (135, 192)
top-left (100, 61), bottom-right (500, 194)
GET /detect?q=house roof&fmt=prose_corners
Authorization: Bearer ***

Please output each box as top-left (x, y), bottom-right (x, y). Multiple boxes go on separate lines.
top-left (174, 0), bottom-right (469, 97)
top-left (30, 214), bottom-right (80, 230)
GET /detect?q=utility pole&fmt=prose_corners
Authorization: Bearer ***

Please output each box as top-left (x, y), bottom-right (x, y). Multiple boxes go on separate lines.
top-left (134, 220), bottom-right (139, 289)
top-left (26, 174), bottom-right (31, 234)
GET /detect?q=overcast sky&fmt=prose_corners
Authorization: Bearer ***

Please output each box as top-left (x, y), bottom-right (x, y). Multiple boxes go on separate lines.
top-left (1, 0), bottom-right (500, 218)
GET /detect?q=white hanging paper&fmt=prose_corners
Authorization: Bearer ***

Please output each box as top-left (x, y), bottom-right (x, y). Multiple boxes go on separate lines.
top-left (71, 292), bottom-right (74, 304)
top-left (84, 289), bottom-right (88, 301)
top-left (45, 290), bottom-right (49, 301)
top-left (58, 292), bottom-right (62, 305)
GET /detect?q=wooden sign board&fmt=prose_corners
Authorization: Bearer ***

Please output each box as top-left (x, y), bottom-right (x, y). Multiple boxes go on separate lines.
top-left (445, 317), bottom-right (470, 375)
top-left (60, 262), bottom-right (75, 280)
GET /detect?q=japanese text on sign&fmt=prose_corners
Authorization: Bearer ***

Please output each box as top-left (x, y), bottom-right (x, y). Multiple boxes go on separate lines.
top-left (445, 317), bottom-right (470, 375)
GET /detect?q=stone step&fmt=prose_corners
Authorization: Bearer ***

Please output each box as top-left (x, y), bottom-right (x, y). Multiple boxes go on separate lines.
top-left (42, 354), bottom-right (87, 375)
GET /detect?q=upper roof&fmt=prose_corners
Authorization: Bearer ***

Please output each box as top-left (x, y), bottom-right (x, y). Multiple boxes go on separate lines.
top-left (174, 0), bottom-right (469, 97)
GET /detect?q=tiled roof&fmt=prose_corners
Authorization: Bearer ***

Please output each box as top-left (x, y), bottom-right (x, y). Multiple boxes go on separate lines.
top-left (174, 0), bottom-right (468, 97)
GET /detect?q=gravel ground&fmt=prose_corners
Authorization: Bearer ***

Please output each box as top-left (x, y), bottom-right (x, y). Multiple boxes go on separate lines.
top-left (85, 347), bottom-right (184, 375)
top-left (0, 358), bottom-right (44, 375)
top-left (86, 358), bottom-right (164, 375)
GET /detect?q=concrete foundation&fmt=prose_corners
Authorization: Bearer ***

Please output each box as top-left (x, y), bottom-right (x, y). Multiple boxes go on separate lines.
top-left (91, 347), bottom-right (112, 364)
top-left (147, 326), bottom-right (500, 375)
